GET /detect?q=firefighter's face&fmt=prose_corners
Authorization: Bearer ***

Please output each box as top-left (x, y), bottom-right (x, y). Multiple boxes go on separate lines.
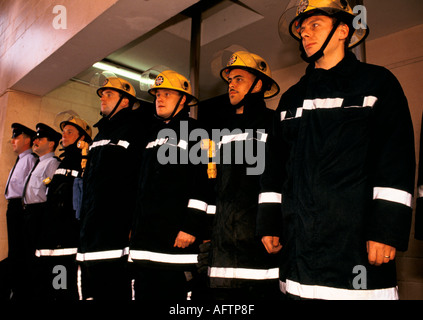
top-left (155, 89), bottom-right (186, 119)
top-left (227, 69), bottom-right (261, 106)
top-left (299, 15), bottom-right (349, 58)
top-left (61, 124), bottom-right (80, 148)
top-left (99, 89), bottom-right (129, 117)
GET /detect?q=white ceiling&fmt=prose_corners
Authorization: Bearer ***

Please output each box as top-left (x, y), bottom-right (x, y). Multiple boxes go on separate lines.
top-left (75, 0), bottom-right (423, 102)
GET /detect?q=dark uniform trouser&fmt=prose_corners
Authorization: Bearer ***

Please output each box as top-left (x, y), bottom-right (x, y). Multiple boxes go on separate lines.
top-left (22, 202), bottom-right (45, 299)
top-left (37, 255), bottom-right (80, 301)
top-left (82, 256), bottom-right (132, 300)
top-left (132, 266), bottom-right (188, 300)
top-left (6, 199), bottom-right (26, 300)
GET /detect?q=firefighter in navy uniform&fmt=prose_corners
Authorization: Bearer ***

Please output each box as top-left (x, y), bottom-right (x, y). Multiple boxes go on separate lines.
top-left (5, 123), bottom-right (37, 300)
top-left (35, 115), bottom-right (92, 300)
top-left (77, 73), bottom-right (151, 300)
top-left (257, 0), bottom-right (415, 300)
top-left (204, 51), bottom-right (281, 300)
top-left (129, 70), bottom-right (209, 300)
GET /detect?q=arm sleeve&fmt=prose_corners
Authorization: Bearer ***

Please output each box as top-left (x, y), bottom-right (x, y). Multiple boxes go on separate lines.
top-left (366, 70), bottom-right (416, 251)
top-left (182, 138), bottom-right (214, 240)
top-left (256, 108), bottom-right (285, 238)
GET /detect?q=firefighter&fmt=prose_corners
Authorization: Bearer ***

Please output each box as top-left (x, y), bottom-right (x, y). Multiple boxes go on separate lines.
top-left (77, 73), bottom-right (151, 300)
top-left (203, 51), bottom-right (281, 300)
top-left (129, 70), bottom-right (209, 300)
top-left (35, 115), bottom-right (92, 300)
top-left (4, 123), bottom-right (37, 300)
top-left (257, 0), bottom-right (415, 300)
top-left (22, 123), bottom-right (62, 299)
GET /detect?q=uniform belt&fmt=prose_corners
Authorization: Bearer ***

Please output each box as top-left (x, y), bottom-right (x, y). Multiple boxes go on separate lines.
top-left (7, 198), bottom-right (22, 204)
top-left (22, 202), bottom-right (45, 211)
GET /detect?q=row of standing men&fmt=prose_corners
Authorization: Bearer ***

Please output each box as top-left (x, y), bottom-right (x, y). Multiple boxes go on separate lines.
top-left (4, 0), bottom-right (421, 301)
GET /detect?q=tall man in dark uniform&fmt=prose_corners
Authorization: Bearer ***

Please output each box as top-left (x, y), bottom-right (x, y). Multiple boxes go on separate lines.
top-left (4, 123), bottom-right (37, 300)
top-left (258, 0), bottom-right (415, 300)
top-left (129, 70), bottom-right (209, 300)
top-left (77, 73), bottom-right (150, 300)
top-left (206, 51), bottom-right (282, 300)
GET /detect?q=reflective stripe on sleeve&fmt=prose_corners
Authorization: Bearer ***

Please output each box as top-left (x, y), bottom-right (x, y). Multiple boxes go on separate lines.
top-left (373, 187), bottom-right (413, 208)
top-left (258, 192), bottom-right (282, 204)
top-left (207, 205), bottom-right (216, 215)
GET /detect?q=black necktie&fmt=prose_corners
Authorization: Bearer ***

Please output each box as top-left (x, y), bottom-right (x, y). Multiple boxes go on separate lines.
top-left (22, 158), bottom-right (40, 204)
top-left (4, 156), bottom-right (20, 196)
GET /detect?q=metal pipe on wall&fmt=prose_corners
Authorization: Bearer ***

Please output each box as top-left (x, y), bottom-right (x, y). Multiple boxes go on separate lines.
top-left (189, 11), bottom-right (202, 119)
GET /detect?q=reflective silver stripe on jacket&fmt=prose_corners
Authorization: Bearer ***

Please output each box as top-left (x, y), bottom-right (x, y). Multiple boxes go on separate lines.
top-left (281, 96), bottom-right (378, 121)
top-left (188, 199), bottom-right (208, 212)
top-left (146, 138), bottom-right (188, 150)
top-left (207, 205), bottom-right (216, 215)
top-left (128, 250), bottom-right (198, 264)
top-left (280, 279), bottom-right (399, 300)
top-left (90, 140), bottom-right (130, 150)
top-left (218, 131), bottom-right (268, 148)
top-left (208, 266), bottom-right (279, 280)
top-left (36, 248), bottom-right (78, 257)
top-left (76, 247), bottom-right (129, 261)
top-left (373, 187), bottom-right (413, 208)
top-left (54, 168), bottom-right (79, 177)
top-left (259, 192), bottom-right (282, 204)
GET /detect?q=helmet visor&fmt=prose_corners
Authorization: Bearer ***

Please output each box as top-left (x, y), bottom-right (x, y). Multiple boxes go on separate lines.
top-left (139, 65), bottom-right (170, 103)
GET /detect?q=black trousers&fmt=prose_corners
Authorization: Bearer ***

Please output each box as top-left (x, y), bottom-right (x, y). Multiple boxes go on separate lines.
top-left (36, 255), bottom-right (80, 301)
top-left (81, 257), bottom-right (132, 300)
top-left (21, 203), bottom-right (45, 299)
top-left (132, 267), bottom-right (189, 300)
top-left (6, 199), bottom-right (26, 300)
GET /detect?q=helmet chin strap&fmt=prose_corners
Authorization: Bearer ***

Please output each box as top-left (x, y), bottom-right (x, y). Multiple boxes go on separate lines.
top-left (154, 94), bottom-right (185, 122)
top-left (300, 19), bottom-right (341, 64)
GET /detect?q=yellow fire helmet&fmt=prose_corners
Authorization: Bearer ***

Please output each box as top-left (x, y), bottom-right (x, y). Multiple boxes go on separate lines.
top-left (148, 70), bottom-right (198, 106)
top-left (60, 116), bottom-right (93, 143)
top-left (286, 0), bottom-right (369, 49)
top-left (96, 74), bottom-right (138, 103)
top-left (220, 51), bottom-right (280, 99)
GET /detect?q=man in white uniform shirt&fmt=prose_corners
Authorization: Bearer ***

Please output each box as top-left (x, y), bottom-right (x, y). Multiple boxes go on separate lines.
top-left (22, 123), bottom-right (61, 299)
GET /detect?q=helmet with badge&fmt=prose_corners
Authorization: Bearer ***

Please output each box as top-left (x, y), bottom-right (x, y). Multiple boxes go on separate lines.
top-left (280, 0), bottom-right (369, 49)
top-left (220, 51), bottom-right (280, 99)
top-left (148, 70), bottom-right (198, 106)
